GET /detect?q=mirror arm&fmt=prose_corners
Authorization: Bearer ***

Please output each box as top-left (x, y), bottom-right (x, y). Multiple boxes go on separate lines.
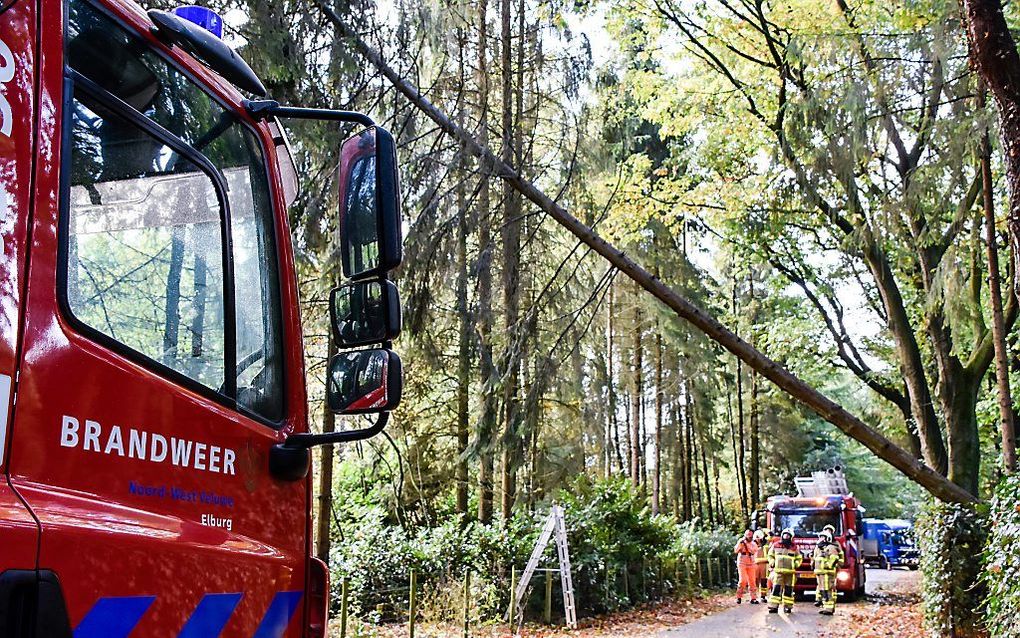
top-left (281, 412), bottom-right (389, 449)
top-left (243, 99), bottom-right (375, 127)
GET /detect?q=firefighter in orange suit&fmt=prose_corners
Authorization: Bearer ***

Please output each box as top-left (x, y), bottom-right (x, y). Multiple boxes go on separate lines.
top-left (753, 529), bottom-right (770, 602)
top-left (768, 528), bottom-right (800, 613)
top-left (734, 529), bottom-right (759, 604)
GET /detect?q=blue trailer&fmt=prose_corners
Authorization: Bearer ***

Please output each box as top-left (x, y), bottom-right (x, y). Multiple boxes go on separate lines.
top-left (861, 519), bottom-right (919, 570)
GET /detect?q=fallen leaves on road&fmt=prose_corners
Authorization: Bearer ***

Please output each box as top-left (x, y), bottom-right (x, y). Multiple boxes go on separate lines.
top-left (815, 598), bottom-right (922, 638)
top-left (353, 594), bottom-right (732, 638)
top-left (337, 573), bottom-right (932, 637)
top-left (817, 572), bottom-right (924, 638)
top-left (518, 594), bottom-right (732, 637)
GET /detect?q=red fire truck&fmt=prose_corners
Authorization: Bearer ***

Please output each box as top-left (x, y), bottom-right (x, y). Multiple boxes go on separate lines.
top-left (0, 1), bottom-right (403, 635)
top-left (755, 469), bottom-right (867, 601)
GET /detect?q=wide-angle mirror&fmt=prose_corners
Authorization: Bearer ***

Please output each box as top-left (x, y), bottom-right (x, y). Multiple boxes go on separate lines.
top-left (338, 126), bottom-right (402, 280)
top-left (329, 278), bottom-right (401, 348)
top-left (326, 348), bottom-right (402, 414)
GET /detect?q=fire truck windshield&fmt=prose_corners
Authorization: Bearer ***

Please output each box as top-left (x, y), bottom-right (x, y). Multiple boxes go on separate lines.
top-left (775, 510), bottom-right (841, 537)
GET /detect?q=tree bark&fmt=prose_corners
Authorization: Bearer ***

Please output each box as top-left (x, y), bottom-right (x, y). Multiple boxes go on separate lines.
top-left (670, 399), bottom-right (681, 520)
top-left (747, 271), bottom-right (760, 508)
top-left (320, 3), bottom-right (977, 504)
top-left (316, 326), bottom-right (339, 561)
top-left (475, 0), bottom-right (496, 525)
top-left (190, 255), bottom-right (207, 358)
top-left (498, 0), bottom-right (524, 522)
top-left (630, 288), bottom-right (643, 486)
top-left (653, 329), bottom-right (663, 515)
top-left (163, 229), bottom-right (185, 359)
top-left (732, 279), bottom-right (748, 514)
top-left (607, 283), bottom-right (622, 474)
top-left (683, 384), bottom-right (694, 519)
top-left (963, 0), bottom-right (1020, 299)
top-left (727, 390), bottom-right (747, 521)
top-left (980, 88), bottom-right (1018, 474)
top-left (698, 417), bottom-right (714, 523)
top-left (455, 31), bottom-right (471, 515)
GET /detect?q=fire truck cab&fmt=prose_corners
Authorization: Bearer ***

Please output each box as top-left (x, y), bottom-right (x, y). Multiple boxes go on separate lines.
top-left (755, 469), bottom-right (867, 601)
top-left (0, 1), bottom-right (402, 635)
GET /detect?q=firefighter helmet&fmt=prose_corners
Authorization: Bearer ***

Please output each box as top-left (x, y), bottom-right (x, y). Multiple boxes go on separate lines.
top-left (822, 524), bottom-right (836, 535)
top-left (781, 527), bottom-right (794, 540)
top-left (819, 530), bottom-right (833, 543)
top-left (753, 529), bottom-right (765, 542)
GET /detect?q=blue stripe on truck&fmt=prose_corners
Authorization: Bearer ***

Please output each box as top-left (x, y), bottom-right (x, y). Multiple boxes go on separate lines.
top-left (178, 592), bottom-right (243, 637)
top-left (73, 590), bottom-right (302, 637)
top-left (73, 595), bottom-right (155, 638)
top-left (252, 590), bottom-right (304, 638)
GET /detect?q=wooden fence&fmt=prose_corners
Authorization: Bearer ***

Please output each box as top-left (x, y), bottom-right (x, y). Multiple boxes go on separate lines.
top-left (334, 552), bottom-right (736, 637)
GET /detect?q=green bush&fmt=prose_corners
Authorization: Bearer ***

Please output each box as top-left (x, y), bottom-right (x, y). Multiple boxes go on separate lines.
top-left (554, 476), bottom-right (674, 613)
top-left (328, 476), bottom-right (736, 623)
top-left (916, 499), bottom-right (989, 637)
top-left (328, 508), bottom-right (514, 621)
top-left (984, 475), bottom-right (1020, 638)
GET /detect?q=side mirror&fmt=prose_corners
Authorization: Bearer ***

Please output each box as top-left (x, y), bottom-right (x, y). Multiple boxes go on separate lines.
top-left (338, 126), bottom-right (402, 280)
top-left (326, 348), bottom-right (402, 414)
top-left (329, 279), bottom-right (401, 348)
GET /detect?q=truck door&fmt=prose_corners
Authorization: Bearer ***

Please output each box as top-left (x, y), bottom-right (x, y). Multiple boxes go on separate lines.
top-left (0, 0), bottom-right (43, 584)
top-left (7, 1), bottom-right (311, 635)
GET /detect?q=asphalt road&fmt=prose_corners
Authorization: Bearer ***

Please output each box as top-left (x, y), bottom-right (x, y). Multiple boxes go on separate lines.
top-left (659, 568), bottom-right (917, 638)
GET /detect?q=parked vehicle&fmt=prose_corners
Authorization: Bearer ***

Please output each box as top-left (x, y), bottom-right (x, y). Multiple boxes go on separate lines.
top-left (0, 2), bottom-right (402, 635)
top-left (754, 468), bottom-right (867, 600)
top-left (861, 519), bottom-right (919, 570)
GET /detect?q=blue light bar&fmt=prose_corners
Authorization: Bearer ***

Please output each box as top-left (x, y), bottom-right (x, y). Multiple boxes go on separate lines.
top-left (172, 6), bottom-right (223, 39)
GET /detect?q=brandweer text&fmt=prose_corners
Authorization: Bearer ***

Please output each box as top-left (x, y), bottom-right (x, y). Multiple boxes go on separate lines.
top-left (60, 415), bottom-right (236, 475)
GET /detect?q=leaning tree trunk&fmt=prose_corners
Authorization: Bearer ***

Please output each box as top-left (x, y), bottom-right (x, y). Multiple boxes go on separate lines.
top-left (316, 0), bottom-right (976, 504)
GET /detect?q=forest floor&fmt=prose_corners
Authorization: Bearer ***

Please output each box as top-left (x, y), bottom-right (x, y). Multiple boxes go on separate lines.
top-left (329, 569), bottom-right (921, 638)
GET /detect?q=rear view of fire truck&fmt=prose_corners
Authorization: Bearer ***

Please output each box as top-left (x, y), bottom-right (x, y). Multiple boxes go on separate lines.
top-left (0, 1), bottom-right (401, 635)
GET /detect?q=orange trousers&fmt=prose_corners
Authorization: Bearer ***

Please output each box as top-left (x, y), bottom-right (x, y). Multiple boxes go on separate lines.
top-left (756, 563), bottom-right (770, 598)
top-left (737, 563), bottom-right (757, 598)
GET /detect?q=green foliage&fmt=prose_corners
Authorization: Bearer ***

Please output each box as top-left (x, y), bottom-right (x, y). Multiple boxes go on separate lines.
top-left (328, 508), bottom-right (513, 621)
top-left (328, 477), bottom-right (734, 621)
top-left (556, 476), bottom-right (674, 567)
top-left (983, 476), bottom-right (1020, 638)
top-left (916, 500), bottom-right (989, 637)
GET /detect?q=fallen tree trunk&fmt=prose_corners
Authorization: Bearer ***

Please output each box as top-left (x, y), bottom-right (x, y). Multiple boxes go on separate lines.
top-left (313, 1), bottom-right (977, 504)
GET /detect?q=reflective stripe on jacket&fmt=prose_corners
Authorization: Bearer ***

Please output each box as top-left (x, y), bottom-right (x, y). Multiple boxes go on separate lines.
top-left (812, 542), bottom-right (843, 574)
top-left (770, 545), bottom-right (800, 574)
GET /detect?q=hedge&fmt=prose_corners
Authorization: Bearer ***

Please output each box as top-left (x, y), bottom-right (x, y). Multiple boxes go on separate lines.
top-left (984, 475), bottom-right (1020, 638)
top-left (916, 499), bottom-right (988, 637)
